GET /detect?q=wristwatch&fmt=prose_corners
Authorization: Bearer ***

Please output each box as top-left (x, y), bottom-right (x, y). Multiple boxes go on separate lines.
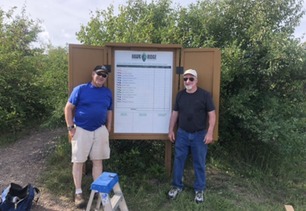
top-left (67, 125), bottom-right (75, 131)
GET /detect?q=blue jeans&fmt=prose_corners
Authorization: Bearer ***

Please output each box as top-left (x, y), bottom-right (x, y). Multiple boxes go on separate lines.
top-left (172, 128), bottom-right (207, 192)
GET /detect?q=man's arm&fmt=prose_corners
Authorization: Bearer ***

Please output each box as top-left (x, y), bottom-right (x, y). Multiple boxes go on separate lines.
top-left (106, 110), bottom-right (113, 133)
top-left (168, 111), bottom-right (179, 143)
top-left (64, 102), bottom-right (75, 126)
top-left (64, 102), bottom-right (76, 140)
top-left (204, 110), bottom-right (216, 144)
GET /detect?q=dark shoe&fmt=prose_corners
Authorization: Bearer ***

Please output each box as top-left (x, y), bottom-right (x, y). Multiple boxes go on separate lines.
top-left (168, 187), bottom-right (182, 199)
top-left (94, 192), bottom-right (99, 199)
top-left (75, 193), bottom-right (86, 208)
top-left (194, 191), bottom-right (204, 203)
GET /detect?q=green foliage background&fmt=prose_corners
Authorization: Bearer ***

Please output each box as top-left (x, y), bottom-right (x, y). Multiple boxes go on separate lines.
top-left (0, 0), bottom-right (306, 194)
top-left (0, 7), bottom-right (68, 138)
top-left (77, 0), bottom-right (306, 179)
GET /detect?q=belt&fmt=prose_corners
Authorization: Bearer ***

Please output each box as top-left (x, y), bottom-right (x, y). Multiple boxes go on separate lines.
top-left (180, 128), bottom-right (205, 133)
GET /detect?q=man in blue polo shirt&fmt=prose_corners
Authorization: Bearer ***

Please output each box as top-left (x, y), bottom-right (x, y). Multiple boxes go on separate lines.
top-left (64, 65), bottom-right (113, 208)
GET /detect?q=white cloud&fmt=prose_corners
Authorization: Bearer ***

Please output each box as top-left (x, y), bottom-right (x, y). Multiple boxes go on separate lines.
top-left (294, 17), bottom-right (306, 42)
top-left (38, 30), bottom-right (50, 44)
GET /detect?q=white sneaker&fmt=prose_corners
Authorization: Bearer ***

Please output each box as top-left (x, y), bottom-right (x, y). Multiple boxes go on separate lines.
top-left (194, 191), bottom-right (204, 203)
top-left (168, 187), bottom-right (182, 199)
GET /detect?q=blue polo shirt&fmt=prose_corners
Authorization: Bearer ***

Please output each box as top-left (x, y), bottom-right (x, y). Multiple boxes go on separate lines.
top-left (68, 82), bottom-right (113, 131)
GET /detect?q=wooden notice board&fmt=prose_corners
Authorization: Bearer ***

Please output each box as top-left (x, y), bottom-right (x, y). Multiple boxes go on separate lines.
top-left (68, 43), bottom-right (221, 176)
top-left (182, 48), bottom-right (221, 140)
top-left (105, 43), bottom-right (182, 140)
top-left (68, 45), bottom-right (107, 93)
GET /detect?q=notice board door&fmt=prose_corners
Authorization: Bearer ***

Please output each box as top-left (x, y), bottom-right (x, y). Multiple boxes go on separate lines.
top-left (68, 44), bottom-right (107, 93)
top-left (181, 48), bottom-right (221, 140)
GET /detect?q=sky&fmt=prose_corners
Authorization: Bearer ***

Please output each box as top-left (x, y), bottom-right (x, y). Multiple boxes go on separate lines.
top-left (1, 0), bottom-right (305, 47)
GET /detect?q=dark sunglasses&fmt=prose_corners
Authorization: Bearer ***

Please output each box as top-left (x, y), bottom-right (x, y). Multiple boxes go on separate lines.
top-left (183, 77), bottom-right (195, 82)
top-left (96, 73), bottom-right (108, 78)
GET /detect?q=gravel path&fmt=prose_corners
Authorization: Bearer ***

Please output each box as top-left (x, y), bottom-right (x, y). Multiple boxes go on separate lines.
top-left (0, 128), bottom-right (79, 211)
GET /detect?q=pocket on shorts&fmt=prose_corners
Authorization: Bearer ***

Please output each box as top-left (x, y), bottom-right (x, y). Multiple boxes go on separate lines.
top-left (103, 126), bottom-right (109, 135)
top-left (71, 127), bottom-right (80, 142)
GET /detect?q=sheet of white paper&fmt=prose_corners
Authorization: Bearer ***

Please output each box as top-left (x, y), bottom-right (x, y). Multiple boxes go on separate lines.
top-left (114, 50), bottom-right (173, 133)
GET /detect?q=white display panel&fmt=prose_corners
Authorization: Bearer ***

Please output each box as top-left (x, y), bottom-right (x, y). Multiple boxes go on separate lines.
top-left (114, 50), bottom-right (173, 133)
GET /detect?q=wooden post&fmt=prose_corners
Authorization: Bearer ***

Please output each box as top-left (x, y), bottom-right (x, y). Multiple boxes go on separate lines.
top-left (165, 141), bottom-right (172, 177)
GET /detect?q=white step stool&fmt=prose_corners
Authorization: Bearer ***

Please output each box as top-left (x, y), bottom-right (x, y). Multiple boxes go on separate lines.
top-left (86, 172), bottom-right (128, 211)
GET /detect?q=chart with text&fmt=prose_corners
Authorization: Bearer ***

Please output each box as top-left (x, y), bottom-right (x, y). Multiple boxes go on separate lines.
top-left (114, 50), bottom-right (173, 133)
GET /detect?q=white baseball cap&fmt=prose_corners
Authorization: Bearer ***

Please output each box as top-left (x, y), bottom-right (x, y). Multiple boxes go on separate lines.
top-left (183, 69), bottom-right (197, 78)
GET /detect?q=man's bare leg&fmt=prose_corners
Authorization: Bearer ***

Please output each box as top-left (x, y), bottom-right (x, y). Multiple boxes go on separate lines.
top-left (73, 162), bottom-right (84, 191)
top-left (73, 162), bottom-right (86, 208)
top-left (92, 160), bottom-right (103, 180)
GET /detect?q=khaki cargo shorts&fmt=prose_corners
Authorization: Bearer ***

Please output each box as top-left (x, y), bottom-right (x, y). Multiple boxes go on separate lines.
top-left (71, 125), bottom-right (110, 162)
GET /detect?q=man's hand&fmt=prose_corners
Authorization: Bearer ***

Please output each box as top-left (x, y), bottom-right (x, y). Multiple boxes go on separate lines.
top-left (68, 128), bottom-right (76, 142)
top-left (168, 131), bottom-right (176, 143)
top-left (204, 131), bottom-right (214, 144)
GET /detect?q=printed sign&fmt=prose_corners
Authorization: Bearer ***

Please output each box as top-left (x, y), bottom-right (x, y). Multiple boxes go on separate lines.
top-left (114, 50), bottom-right (173, 133)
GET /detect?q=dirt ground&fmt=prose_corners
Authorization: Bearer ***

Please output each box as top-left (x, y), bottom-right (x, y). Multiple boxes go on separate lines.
top-left (0, 128), bottom-right (79, 211)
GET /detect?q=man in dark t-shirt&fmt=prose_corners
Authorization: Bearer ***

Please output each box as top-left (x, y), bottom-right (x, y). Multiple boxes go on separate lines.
top-left (168, 69), bottom-right (216, 203)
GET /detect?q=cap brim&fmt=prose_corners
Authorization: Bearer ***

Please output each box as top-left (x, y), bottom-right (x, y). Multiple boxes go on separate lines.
top-left (183, 73), bottom-right (196, 77)
top-left (95, 69), bottom-right (108, 74)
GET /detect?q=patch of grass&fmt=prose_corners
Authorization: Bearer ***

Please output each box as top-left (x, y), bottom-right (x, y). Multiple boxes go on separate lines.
top-left (40, 135), bottom-right (74, 196)
top-left (41, 138), bottom-right (306, 210)
top-left (0, 127), bottom-right (32, 146)
top-left (0, 133), bottom-right (18, 147)
top-left (0, 122), bottom-right (52, 146)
